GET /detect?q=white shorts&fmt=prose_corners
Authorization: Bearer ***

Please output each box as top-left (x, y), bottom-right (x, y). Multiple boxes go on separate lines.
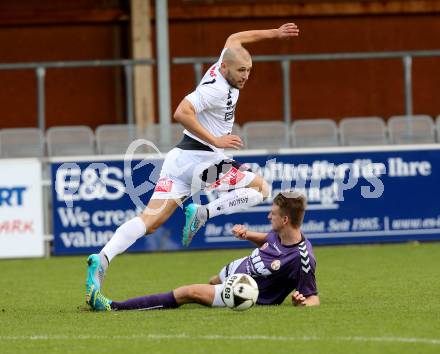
top-left (151, 148), bottom-right (256, 200)
top-left (218, 257), bottom-right (247, 282)
top-left (212, 257), bottom-right (247, 307)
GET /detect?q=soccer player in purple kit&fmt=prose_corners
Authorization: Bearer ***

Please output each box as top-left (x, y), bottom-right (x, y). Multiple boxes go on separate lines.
top-left (87, 192), bottom-right (320, 311)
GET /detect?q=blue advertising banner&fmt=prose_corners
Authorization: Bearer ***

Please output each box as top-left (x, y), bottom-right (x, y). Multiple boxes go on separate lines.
top-left (51, 146), bottom-right (440, 255)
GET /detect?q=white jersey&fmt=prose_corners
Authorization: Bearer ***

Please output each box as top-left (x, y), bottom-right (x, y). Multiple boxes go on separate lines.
top-left (185, 48), bottom-right (239, 152)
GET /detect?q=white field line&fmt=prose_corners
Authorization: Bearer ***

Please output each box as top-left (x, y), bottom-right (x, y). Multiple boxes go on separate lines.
top-left (0, 334), bottom-right (439, 345)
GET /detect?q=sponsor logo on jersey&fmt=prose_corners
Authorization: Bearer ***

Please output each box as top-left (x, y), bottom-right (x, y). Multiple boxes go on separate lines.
top-left (223, 89), bottom-right (236, 120)
top-left (209, 65), bottom-right (217, 78)
top-left (154, 177), bottom-right (173, 193)
top-left (249, 248), bottom-right (271, 276)
top-left (272, 243), bottom-right (282, 255)
top-left (271, 259), bottom-right (281, 271)
top-left (260, 242), bottom-right (269, 251)
top-left (226, 89), bottom-right (232, 106)
top-left (224, 110), bottom-right (235, 121)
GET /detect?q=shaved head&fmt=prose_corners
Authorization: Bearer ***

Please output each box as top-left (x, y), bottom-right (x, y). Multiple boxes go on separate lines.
top-left (220, 46), bottom-right (252, 89)
top-left (222, 46), bottom-right (251, 65)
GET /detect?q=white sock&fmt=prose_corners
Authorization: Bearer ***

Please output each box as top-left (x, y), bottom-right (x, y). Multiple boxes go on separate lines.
top-left (101, 216), bottom-right (146, 262)
top-left (207, 188), bottom-right (263, 219)
top-left (99, 253), bottom-right (109, 271)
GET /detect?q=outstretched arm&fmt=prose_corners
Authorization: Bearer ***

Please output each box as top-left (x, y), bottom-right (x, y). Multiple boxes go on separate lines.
top-left (292, 291), bottom-right (320, 307)
top-left (232, 224), bottom-right (268, 247)
top-left (225, 23), bottom-right (299, 48)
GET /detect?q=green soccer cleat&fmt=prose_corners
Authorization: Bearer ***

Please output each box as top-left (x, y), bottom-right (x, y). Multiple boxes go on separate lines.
top-left (85, 254), bottom-right (106, 305)
top-left (182, 203), bottom-right (207, 247)
top-left (89, 288), bottom-right (112, 312)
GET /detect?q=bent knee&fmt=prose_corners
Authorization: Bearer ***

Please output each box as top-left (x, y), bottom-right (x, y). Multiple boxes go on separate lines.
top-left (254, 177), bottom-right (271, 200)
top-left (260, 179), bottom-right (271, 200)
top-left (248, 175), bottom-right (271, 200)
top-left (209, 275), bottom-right (221, 285)
top-left (139, 214), bottom-right (162, 235)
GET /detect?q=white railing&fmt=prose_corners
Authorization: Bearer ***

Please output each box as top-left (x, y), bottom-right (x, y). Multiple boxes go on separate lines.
top-left (1, 50), bottom-right (440, 130)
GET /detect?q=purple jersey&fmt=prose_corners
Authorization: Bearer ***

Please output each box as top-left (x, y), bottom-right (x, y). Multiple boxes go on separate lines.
top-left (234, 231), bottom-right (318, 305)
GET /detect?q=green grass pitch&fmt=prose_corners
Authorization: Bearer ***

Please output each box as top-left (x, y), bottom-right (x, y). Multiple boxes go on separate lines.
top-left (0, 242), bottom-right (439, 354)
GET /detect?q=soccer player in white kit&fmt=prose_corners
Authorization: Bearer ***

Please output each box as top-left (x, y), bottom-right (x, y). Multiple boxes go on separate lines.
top-left (85, 23), bottom-right (300, 301)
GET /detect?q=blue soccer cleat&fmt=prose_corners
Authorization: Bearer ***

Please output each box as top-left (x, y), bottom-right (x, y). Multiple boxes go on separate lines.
top-left (89, 287), bottom-right (112, 312)
top-left (85, 254), bottom-right (106, 305)
top-left (182, 203), bottom-right (207, 247)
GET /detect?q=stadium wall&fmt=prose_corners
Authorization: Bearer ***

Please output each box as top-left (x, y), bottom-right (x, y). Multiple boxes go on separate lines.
top-left (48, 144), bottom-right (440, 256)
top-left (0, 0), bottom-right (440, 129)
top-left (1, 142), bottom-right (440, 257)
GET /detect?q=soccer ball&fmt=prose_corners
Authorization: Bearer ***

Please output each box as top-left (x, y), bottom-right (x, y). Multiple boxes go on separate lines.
top-left (222, 273), bottom-right (259, 311)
